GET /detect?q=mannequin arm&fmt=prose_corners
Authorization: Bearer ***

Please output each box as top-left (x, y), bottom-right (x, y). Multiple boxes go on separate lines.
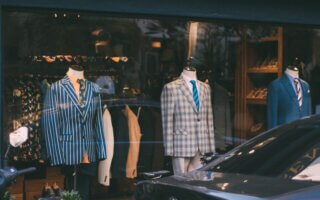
top-left (161, 85), bottom-right (175, 156)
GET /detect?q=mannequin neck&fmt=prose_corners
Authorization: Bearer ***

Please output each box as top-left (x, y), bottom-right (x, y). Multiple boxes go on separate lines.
top-left (285, 68), bottom-right (299, 79)
top-left (67, 67), bottom-right (84, 80)
top-left (181, 69), bottom-right (197, 80)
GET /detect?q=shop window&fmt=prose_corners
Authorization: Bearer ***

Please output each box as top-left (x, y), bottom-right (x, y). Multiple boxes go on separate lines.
top-left (2, 8), bottom-right (320, 199)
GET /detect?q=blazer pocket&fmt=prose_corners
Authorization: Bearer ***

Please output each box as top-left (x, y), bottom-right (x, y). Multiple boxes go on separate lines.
top-left (174, 129), bottom-right (188, 135)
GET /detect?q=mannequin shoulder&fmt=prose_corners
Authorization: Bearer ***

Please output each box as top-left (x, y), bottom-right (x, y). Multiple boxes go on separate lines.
top-left (88, 81), bottom-right (101, 93)
top-left (48, 80), bottom-right (63, 90)
top-left (268, 78), bottom-right (282, 88)
top-left (198, 81), bottom-right (211, 91)
top-left (300, 79), bottom-right (310, 88)
top-left (163, 79), bottom-right (184, 90)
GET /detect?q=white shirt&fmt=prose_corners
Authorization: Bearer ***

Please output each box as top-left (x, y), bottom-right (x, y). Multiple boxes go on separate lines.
top-left (181, 73), bottom-right (200, 108)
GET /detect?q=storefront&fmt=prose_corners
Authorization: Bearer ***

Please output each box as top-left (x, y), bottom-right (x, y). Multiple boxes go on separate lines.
top-left (1, 1), bottom-right (320, 199)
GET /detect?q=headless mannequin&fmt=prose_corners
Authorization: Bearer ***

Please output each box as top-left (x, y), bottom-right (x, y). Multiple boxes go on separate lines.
top-left (172, 67), bottom-right (202, 174)
top-left (66, 66), bottom-right (89, 164)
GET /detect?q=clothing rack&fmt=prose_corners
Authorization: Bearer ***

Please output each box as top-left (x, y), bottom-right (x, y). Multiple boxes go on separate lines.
top-left (103, 98), bottom-right (161, 109)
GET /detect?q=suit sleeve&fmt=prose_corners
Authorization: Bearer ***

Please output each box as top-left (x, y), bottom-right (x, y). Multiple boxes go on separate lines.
top-left (206, 85), bottom-right (216, 153)
top-left (95, 93), bottom-right (107, 160)
top-left (42, 85), bottom-right (64, 165)
top-left (160, 85), bottom-right (174, 156)
top-left (267, 81), bottom-right (278, 129)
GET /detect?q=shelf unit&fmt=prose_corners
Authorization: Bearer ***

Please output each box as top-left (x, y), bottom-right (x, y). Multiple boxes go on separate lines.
top-left (235, 27), bottom-right (283, 140)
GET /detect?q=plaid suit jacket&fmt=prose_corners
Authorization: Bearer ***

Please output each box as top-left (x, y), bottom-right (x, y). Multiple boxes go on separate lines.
top-left (42, 76), bottom-right (107, 166)
top-left (161, 77), bottom-right (215, 157)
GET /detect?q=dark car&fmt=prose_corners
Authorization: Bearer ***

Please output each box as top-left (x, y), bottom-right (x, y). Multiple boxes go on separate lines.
top-left (135, 115), bottom-right (320, 200)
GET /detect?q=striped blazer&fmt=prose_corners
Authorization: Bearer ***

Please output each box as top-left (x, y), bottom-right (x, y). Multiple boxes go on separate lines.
top-left (161, 76), bottom-right (215, 157)
top-left (42, 76), bottom-right (107, 166)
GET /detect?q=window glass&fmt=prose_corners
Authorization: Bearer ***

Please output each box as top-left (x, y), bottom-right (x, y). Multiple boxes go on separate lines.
top-left (2, 9), bottom-right (320, 196)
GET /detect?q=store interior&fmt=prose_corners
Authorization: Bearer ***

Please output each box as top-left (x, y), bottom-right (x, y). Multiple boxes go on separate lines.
top-left (2, 9), bottom-right (320, 200)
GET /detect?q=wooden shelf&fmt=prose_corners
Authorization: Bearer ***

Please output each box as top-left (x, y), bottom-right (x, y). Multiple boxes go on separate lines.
top-left (246, 98), bottom-right (266, 105)
top-left (249, 35), bottom-right (278, 43)
top-left (258, 35), bottom-right (278, 42)
top-left (247, 66), bottom-right (278, 74)
top-left (235, 27), bottom-right (283, 140)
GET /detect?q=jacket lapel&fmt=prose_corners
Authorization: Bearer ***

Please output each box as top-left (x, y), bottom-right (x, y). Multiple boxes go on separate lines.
top-left (83, 81), bottom-right (93, 120)
top-left (300, 80), bottom-right (309, 110)
top-left (197, 81), bottom-right (206, 112)
top-left (280, 74), bottom-right (300, 109)
top-left (61, 76), bottom-right (83, 114)
top-left (177, 77), bottom-right (198, 113)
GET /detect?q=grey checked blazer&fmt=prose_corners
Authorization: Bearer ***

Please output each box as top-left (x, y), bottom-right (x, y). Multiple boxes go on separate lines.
top-left (161, 76), bottom-right (215, 157)
top-left (42, 76), bottom-right (107, 166)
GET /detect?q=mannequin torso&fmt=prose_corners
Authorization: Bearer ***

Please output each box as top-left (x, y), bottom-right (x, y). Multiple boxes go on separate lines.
top-left (66, 67), bottom-right (89, 164)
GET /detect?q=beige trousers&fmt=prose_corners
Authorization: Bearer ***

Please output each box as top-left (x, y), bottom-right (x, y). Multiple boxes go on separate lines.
top-left (172, 152), bottom-right (202, 174)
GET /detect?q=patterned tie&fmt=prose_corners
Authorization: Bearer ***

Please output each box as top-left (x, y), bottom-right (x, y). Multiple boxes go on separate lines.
top-left (77, 79), bottom-right (86, 108)
top-left (294, 78), bottom-right (302, 109)
top-left (190, 80), bottom-right (200, 112)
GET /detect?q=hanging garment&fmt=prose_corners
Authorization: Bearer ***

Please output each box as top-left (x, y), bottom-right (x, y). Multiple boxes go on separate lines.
top-left (151, 109), bottom-right (165, 171)
top-left (160, 76), bottom-right (215, 157)
top-left (267, 74), bottom-right (312, 129)
top-left (42, 76), bottom-right (106, 166)
top-left (98, 108), bottom-right (114, 186)
top-left (124, 105), bottom-right (142, 179)
top-left (9, 78), bottom-right (43, 161)
top-left (131, 107), bottom-right (155, 173)
top-left (110, 107), bottom-right (129, 178)
top-left (212, 82), bottom-right (232, 151)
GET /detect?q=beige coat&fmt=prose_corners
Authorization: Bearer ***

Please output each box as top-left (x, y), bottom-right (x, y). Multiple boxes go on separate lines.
top-left (124, 105), bottom-right (142, 179)
top-left (98, 108), bottom-right (114, 186)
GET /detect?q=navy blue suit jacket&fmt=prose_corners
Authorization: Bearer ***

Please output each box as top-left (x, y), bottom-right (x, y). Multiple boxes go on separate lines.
top-left (267, 74), bottom-right (312, 129)
top-left (42, 76), bottom-right (107, 166)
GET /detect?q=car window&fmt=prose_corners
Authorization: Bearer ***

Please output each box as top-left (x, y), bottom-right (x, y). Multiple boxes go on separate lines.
top-left (206, 121), bottom-right (320, 182)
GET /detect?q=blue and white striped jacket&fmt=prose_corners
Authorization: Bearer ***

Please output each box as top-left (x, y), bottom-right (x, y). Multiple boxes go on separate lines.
top-left (42, 76), bottom-right (107, 166)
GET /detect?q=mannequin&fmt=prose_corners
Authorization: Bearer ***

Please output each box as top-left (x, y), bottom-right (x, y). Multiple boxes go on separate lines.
top-left (267, 58), bottom-right (312, 129)
top-left (42, 64), bottom-right (106, 200)
top-left (182, 68), bottom-right (197, 79)
top-left (161, 66), bottom-right (215, 174)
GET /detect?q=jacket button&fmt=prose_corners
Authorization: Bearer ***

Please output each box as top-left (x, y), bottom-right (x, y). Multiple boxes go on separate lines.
top-left (198, 119), bottom-right (201, 122)
top-left (82, 136), bottom-right (85, 139)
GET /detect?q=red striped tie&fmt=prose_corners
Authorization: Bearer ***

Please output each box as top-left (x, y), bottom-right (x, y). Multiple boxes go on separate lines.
top-left (294, 78), bottom-right (302, 109)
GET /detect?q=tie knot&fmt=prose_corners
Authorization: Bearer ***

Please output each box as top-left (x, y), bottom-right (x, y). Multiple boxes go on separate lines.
top-left (294, 78), bottom-right (299, 84)
top-left (190, 80), bottom-right (196, 85)
top-left (77, 79), bottom-right (84, 85)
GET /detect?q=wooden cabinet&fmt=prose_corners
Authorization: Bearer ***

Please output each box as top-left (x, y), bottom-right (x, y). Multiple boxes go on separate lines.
top-left (235, 27), bottom-right (283, 140)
